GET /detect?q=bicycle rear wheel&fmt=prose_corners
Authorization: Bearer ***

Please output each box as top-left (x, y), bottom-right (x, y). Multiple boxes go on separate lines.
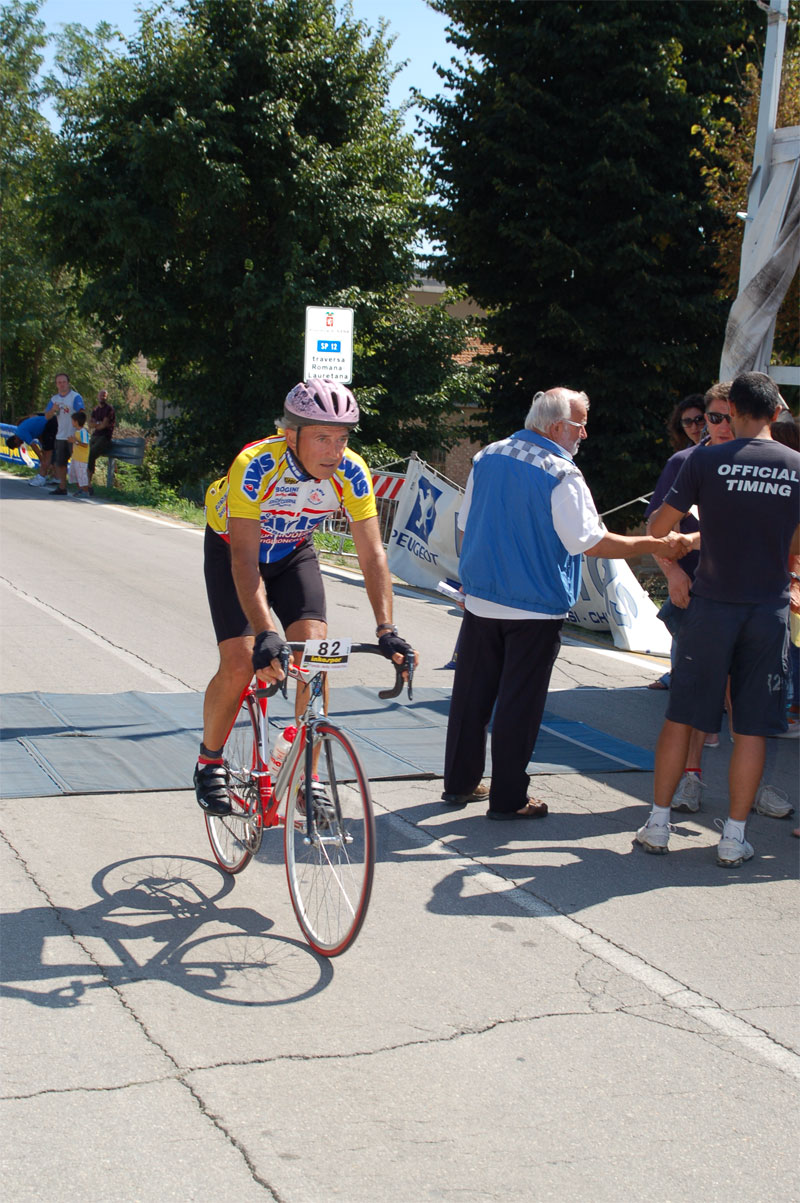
top-left (205, 693), bottom-right (263, 874)
top-left (284, 722), bottom-right (375, 956)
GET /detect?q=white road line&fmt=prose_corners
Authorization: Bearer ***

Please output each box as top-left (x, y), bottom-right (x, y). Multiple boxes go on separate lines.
top-left (384, 809), bottom-right (800, 1081)
top-left (0, 577), bottom-right (189, 690)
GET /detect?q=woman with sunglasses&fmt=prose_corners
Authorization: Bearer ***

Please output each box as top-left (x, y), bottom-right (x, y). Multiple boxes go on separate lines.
top-left (666, 394), bottom-right (706, 453)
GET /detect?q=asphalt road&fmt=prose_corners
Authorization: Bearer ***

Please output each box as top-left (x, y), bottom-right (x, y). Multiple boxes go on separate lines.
top-left (1, 472), bottom-right (798, 1202)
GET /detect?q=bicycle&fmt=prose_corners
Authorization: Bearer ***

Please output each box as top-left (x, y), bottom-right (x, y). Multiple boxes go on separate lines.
top-left (204, 641), bottom-right (414, 957)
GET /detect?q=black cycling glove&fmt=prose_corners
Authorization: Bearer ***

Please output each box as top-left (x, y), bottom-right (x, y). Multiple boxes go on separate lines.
top-left (252, 630), bottom-right (290, 673)
top-left (378, 630), bottom-right (414, 661)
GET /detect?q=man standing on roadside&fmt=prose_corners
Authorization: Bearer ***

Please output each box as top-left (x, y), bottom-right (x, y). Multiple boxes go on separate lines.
top-left (441, 386), bottom-right (689, 821)
top-left (44, 373), bottom-right (84, 496)
top-left (88, 389), bottom-right (116, 491)
top-left (636, 371), bottom-right (800, 866)
top-left (644, 381), bottom-right (736, 810)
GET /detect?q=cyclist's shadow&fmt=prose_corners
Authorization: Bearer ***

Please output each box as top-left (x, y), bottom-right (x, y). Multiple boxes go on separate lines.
top-left (1, 854), bottom-right (332, 1008)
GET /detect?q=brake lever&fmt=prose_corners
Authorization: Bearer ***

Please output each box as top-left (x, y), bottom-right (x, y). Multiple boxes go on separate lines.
top-left (378, 650), bottom-right (415, 701)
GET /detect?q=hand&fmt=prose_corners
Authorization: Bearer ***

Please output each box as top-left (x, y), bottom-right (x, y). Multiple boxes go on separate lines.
top-left (791, 578), bottom-right (800, 616)
top-left (666, 566), bottom-right (692, 609)
top-left (657, 531), bottom-right (691, 560)
top-left (378, 630), bottom-right (419, 676)
top-left (252, 630), bottom-right (290, 684)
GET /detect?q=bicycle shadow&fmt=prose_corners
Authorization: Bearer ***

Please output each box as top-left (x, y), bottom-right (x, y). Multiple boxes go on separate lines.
top-left (0, 854), bottom-right (333, 1009)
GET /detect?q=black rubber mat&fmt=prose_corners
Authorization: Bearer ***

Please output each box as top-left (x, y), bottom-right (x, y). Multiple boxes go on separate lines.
top-left (0, 689), bottom-right (652, 798)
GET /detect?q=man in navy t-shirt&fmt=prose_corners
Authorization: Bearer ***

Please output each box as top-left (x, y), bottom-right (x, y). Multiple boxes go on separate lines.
top-left (636, 372), bottom-right (800, 867)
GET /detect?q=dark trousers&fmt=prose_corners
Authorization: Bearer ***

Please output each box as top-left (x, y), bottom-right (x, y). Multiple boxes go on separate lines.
top-left (88, 432), bottom-right (113, 476)
top-left (443, 609), bottom-right (563, 813)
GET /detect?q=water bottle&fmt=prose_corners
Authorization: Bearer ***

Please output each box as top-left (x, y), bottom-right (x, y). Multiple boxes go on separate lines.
top-left (268, 725), bottom-right (297, 775)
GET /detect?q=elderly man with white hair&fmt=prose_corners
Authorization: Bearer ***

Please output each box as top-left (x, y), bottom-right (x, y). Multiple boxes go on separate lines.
top-left (441, 386), bottom-right (689, 821)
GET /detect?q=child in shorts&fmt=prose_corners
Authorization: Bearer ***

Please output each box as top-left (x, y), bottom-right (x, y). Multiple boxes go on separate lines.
top-left (68, 411), bottom-right (91, 499)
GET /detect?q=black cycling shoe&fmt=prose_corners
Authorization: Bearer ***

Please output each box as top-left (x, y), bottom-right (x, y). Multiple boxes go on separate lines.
top-left (194, 762), bottom-right (232, 816)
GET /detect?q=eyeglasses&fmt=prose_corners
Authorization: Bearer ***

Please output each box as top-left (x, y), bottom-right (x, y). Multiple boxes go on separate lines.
top-left (681, 415), bottom-right (705, 428)
top-left (706, 411), bottom-right (732, 425)
top-left (564, 418), bottom-right (587, 430)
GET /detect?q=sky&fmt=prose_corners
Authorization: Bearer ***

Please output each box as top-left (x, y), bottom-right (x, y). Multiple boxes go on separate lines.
top-left (37, 0), bottom-right (460, 125)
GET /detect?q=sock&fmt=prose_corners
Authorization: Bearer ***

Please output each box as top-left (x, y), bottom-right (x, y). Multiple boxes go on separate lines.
top-left (723, 818), bottom-right (746, 842)
top-left (685, 768), bottom-right (701, 778)
top-left (649, 804), bottom-right (671, 826)
top-left (198, 743), bottom-right (224, 766)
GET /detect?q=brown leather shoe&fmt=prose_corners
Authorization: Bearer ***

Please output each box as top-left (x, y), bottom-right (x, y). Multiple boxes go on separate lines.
top-left (486, 799), bottom-right (548, 821)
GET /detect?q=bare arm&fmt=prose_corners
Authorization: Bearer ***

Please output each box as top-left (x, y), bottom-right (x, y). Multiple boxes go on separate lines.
top-left (350, 515), bottom-right (394, 630)
top-left (585, 529), bottom-right (689, 561)
top-left (648, 501), bottom-right (686, 539)
top-left (228, 517), bottom-right (276, 636)
top-left (350, 515), bottom-right (419, 668)
top-left (646, 513), bottom-right (699, 609)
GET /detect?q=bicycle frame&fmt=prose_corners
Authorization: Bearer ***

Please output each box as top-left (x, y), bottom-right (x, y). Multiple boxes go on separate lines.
top-left (236, 640), bottom-right (413, 836)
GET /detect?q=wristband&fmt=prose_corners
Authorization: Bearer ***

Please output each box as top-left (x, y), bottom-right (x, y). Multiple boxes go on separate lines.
top-left (376, 622), bottom-right (398, 637)
top-left (378, 630), bottom-right (413, 661)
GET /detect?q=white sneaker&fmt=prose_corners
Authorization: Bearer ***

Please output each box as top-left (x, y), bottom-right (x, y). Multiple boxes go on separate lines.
top-left (28, 475), bottom-right (47, 487)
top-left (714, 819), bottom-right (754, 867)
top-left (671, 772), bottom-right (704, 813)
top-left (753, 784), bottom-right (794, 819)
top-left (635, 815), bottom-right (671, 854)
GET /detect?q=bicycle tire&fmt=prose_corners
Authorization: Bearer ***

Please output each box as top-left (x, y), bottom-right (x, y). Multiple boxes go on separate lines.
top-left (283, 722), bottom-right (375, 956)
top-left (205, 692), bottom-right (263, 874)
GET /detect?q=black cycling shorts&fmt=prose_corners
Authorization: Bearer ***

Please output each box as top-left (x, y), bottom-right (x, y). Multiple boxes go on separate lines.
top-left (203, 526), bottom-right (327, 644)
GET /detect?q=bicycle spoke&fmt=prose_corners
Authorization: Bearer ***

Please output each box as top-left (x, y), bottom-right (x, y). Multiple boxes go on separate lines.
top-left (205, 694), bottom-right (263, 873)
top-left (283, 722), bottom-right (375, 956)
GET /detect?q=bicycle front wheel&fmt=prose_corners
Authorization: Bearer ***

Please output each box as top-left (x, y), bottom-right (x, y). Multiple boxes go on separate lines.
top-left (284, 723), bottom-right (375, 956)
top-left (206, 693), bottom-right (263, 874)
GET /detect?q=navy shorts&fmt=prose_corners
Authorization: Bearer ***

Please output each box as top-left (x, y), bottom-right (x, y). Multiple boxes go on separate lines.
top-left (667, 595), bottom-right (789, 736)
top-left (53, 438), bottom-right (71, 467)
top-left (203, 526), bottom-right (326, 644)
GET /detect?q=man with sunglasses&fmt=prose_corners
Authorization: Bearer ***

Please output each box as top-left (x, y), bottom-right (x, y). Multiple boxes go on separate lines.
top-left (637, 372), bottom-right (800, 866)
top-left (644, 383), bottom-right (739, 802)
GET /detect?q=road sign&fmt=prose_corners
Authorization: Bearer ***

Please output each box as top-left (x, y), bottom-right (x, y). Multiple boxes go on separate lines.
top-left (304, 306), bottom-right (354, 383)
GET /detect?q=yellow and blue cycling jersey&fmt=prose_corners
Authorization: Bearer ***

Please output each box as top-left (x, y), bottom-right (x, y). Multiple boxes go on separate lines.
top-left (205, 434), bottom-right (377, 564)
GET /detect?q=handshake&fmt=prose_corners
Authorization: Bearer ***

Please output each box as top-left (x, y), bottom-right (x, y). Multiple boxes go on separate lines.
top-left (654, 530), bottom-right (696, 560)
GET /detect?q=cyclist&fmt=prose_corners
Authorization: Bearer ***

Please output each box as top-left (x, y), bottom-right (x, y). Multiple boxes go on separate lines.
top-left (195, 378), bottom-right (416, 815)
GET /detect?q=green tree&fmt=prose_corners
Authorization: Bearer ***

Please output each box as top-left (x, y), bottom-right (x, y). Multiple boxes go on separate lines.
top-left (0, 1), bottom-right (147, 420)
top-left (45, 0), bottom-right (480, 482)
top-left (423, 0), bottom-right (765, 518)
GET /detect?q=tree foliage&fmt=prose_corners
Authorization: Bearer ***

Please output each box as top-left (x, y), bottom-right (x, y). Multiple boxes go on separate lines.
top-left (0, 1), bottom-right (149, 420)
top-left (44, 0), bottom-right (480, 482)
top-left (423, 0), bottom-right (767, 519)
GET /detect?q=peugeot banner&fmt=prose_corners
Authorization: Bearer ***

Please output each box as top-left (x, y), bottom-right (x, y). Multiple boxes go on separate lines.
top-left (387, 457), bottom-right (461, 590)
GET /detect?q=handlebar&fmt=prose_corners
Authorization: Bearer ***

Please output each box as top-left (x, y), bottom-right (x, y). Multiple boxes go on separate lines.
top-left (258, 641), bottom-right (414, 702)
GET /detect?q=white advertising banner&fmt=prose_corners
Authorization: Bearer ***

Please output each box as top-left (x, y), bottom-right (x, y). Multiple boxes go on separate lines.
top-left (387, 456), bottom-right (670, 656)
top-left (567, 556), bottom-right (671, 655)
top-left (386, 457), bottom-right (462, 589)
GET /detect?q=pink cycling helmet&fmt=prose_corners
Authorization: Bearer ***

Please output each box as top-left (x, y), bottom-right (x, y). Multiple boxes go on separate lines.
top-left (283, 379), bottom-right (359, 427)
